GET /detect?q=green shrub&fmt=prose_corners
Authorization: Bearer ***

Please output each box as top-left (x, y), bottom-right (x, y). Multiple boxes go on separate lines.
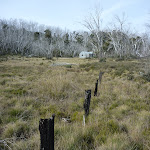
top-left (69, 131), bottom-right (94, 150)
top-left (99, 58), bottom-right (106, 62)
top-left (115, 56), bottom-right (125, 61)
top-left (114, 68), bottom-right (125, 76)
top-left (54, 128), bottom-right (63, 141)
top-left (3, 108), bottom-right (24, 123)
top-left (0, 57), bottom-right (8, 62)
top-left (39, 106), bottom-right (54, 116)
top-left (9, 108), bottom-right (23, 117)
top-left (107, 120), bottom-right (120, 134)
top-left (85, 67), bottom-right (91, 72)
top-left (127, 73), bottom-right (134, 80)
top-left (109, 103), bottom-right (119, 110)
top-left (70, 102), bottom-right (82, 112)
top-left (125, 99), bottom-right (149, 111)
top-left (71, 111), bottom-right (83, 122)
top-left (0, 80), bottom-right (6, 85)
top-left (65, 65), bottom-right (72, 68)
top-left (127, 141), bottom-right (143, 150)
top-left (79, 63), bottom-right (91, 69)
top-left (57, 111), bottom-right (67, 118)
top-left (142, 72), bottom-right (150, 82)
top-left (3, 121), bottom-right (30, 138)
top-left (90, 97), bottom-right (100, 109)
top-left (4, 88), bottom-right (27, 96)
top-left (119, 124), bottom-right (128, 133)
top-left (15, 121), bottom-right (30, 138)
top-left (95, 134), bottom-right (107, 145)
top-left (4, 106), bottom-right (32, 123)
top-left (39, 62), bottom-right (43, 65)
top-left (0, 73), bottom-right (12, 77)
top-left (3, 125), bottom-right (14, 138)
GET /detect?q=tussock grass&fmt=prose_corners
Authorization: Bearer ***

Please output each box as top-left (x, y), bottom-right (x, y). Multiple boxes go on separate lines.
top-left (0, 56), bottom-right (150, 149)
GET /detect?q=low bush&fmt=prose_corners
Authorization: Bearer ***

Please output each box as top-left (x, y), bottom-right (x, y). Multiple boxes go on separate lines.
top-left (2, 121), bottom-right (30, 139)
top-left (142, 72), bottom-right (150, 82)
top-left (99, 58), bottom-right (106, 62)
top-left (4, 88), bottom-right (27, 96)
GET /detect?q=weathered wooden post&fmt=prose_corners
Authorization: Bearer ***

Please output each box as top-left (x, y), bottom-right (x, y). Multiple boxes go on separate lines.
top-left (94, 79), bottom-right (98, 96)
top-left (39, 114), bottom-right (55, 150)
top-left (99, 72), bottom-right (104, 95)
top-left (99, 72), bottom-right (104, 84)
top-left (84, 90), bottom-right (91, 116)
top-left (83, 90), bottom-right (91, 126)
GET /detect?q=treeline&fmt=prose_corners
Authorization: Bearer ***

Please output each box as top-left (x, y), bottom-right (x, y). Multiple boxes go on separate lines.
top-left (0, 18), bottom-right (150, 59)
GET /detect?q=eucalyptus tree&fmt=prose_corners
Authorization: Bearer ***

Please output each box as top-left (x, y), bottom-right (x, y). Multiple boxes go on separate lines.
top-left (140, 33), bottom-right (150, 57)
top-left (107, 13), bottom-right (133, 58)
top-left (0, 19), bottom-right (34, 55)
top-left (82, 8), bottom-right (104, 58)
top-left (129, 35), bottom-right (144, 57)
top-left (52, 28), bottom-right (64, 57)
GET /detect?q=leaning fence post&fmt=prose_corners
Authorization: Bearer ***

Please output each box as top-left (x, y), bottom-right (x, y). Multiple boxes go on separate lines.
top-left (94, 79), bottom-right (98, 96)
top-left (39, 114), bottom-right (55, 150)
top-left (84, 90), bottom-right (91, 116)
top-left (99, 72), bottom-right (104, 95)
top-left (99, 72), bottom-right (104, 84)
top-left (83, 90), bottom-right (91, 126)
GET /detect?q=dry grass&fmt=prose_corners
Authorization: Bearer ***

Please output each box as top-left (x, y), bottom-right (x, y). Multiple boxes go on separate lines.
top-left (0, 56), bottom-right (150, 150)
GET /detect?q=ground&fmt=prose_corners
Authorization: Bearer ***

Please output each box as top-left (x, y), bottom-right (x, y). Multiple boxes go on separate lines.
top-left (0, 56), bottom-right (150, 150)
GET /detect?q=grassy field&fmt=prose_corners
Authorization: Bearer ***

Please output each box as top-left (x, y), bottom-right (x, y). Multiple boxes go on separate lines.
top-left (0, 56), bottom-right (150, 150)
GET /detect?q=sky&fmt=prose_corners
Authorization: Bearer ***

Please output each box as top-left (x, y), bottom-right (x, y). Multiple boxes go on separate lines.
top-left (0, 0), bottom-right (150, 33)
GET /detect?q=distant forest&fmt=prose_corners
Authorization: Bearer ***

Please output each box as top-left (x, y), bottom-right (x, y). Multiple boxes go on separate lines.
top-left (0, 18), bottom-right (150, 59)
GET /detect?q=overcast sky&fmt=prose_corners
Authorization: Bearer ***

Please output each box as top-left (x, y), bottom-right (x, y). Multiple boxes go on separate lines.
top-left (0, 0), bottom-right (149, 33)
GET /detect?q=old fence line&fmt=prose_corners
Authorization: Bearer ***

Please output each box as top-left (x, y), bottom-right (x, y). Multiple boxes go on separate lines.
top-left (39, 71), bottom-right (104, 150)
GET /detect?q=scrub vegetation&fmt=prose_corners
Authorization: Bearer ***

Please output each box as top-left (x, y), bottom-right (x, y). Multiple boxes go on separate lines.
top-left (0, 56), bottom-right (150, 150)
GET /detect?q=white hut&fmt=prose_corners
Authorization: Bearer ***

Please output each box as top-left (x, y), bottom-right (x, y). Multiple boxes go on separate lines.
top-left (79, 51), bottom-right (93, 59)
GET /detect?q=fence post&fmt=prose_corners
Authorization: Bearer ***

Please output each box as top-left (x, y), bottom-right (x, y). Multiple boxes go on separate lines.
top-left (99, 72), bottom-right (104, 84)
top-left (94, 79), bottom-right (98, 96)
top-left (39, 114), bottom-right (55, 150)
top-left (84, 90), bottom-right (91, 116)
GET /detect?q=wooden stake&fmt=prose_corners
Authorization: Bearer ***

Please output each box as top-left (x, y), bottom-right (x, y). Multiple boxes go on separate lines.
top-left (94, 79), bottom-right (98, 96)
top-left (99, 72), bottom-right (104, 84)
top-left (39, 114), bottom-right (55, 150)
top-left (84, 90), bottom-right (91, 116)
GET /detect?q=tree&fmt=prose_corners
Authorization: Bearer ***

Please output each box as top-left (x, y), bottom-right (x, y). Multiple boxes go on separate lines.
top-left (75, 32), bottom-right (84, 45)
top-left (44, 29), bottom-right (52, 44)
top-left (0, 19), bottom-right (33, 55)
top-left (64, 33), bottom-right (70, 46)
top-left (34, 32), bottom-right (40, 41)
top-left (82, 8), bottom-right (104, 58)
top-left (107, 13), bottom-right (132, 58)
